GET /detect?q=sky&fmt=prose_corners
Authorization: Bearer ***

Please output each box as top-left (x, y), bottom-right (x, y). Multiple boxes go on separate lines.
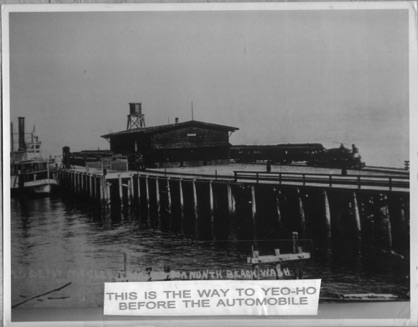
top-left (7, 7), bottom-right (410, 167)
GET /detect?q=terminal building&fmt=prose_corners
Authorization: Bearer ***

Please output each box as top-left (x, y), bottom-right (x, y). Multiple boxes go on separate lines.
top-left (101, 103), bottom-right (239, 167)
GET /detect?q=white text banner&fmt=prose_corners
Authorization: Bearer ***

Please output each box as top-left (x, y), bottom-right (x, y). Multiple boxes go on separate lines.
top-left (104, 279), bottom-right (321, 316)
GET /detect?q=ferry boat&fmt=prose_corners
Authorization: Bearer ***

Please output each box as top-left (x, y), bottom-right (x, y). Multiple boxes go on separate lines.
top-left (10, 117), bottom-right (58, 196)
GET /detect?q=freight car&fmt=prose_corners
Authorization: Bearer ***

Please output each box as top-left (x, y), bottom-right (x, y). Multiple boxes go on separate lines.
top-left (230, 143), bottom-right (365, 169)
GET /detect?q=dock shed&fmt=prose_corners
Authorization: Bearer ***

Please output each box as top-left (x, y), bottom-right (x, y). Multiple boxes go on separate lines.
top-left (102, 119), bottom-right (239, 167)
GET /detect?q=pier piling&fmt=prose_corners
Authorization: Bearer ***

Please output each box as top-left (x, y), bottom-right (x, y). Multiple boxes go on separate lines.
top-left (192, 179), bottom-right (198, 237)
top-left (227, 184), bottom-right (237, 240)
top-left (179, 179), bottom-right (185, 234)
top-left (323, 190), bottom-right (332, 239)
top-left (209, 180), bottom-right (215, 239)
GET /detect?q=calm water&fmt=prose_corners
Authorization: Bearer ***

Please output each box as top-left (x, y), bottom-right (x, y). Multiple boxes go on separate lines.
top-left (11, 195), bottom-right (409, 309)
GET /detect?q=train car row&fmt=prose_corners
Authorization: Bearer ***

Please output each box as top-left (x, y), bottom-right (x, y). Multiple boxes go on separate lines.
top-left (67, 143), bottom-right (365, 170)
top-left (230, 143), bottom-right (365, 169)
top-left (68, 150), bottom-right (115, 166)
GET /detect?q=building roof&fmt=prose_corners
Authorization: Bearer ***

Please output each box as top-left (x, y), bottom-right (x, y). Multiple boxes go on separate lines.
top-left (101, 120), bottom-right (239, 139)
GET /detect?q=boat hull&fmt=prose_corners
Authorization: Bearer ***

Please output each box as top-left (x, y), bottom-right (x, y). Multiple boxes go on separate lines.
top-left (11, 177), bottom-right (58, 196)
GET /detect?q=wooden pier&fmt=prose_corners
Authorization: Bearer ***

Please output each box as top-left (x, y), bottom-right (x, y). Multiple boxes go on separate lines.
top-left (57, 167), bottom-right (409, 252)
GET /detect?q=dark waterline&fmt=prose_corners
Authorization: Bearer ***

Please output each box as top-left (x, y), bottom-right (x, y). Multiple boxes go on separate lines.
top-left (11, 194), bottom-right (409, 308)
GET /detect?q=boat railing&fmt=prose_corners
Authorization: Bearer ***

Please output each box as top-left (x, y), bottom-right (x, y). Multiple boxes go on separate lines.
top-left (14, 167), bottom-right (58, 183)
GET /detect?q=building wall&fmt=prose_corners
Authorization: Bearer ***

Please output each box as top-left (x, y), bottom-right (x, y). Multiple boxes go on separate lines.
top-left (110, 134), bottom-right (152, 155)
top-left (153, 127), bottom-right (229, 149)
top-left (110, 135), bottom-right (135, 154)
top-left (108, 125), bottom-right (233, 167)
top-left (153, 146), bottom-right (230, 163)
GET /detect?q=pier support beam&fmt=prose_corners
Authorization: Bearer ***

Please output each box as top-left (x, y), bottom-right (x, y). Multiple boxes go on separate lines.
top-left (99, 176), bottom-right (104, 204)
top-left (388, 194), bottom-right (408, 251)
top-left (274, 188), bottom-right (282, 233)
top-left (118, 174), bottom-right (123, 207)
top-left (323, 190), bottom-right (332, 239)
top-left (166, 178), bottom-right (172, 229)
top-left (84, 174), bottom-right (87, 196)
top-left (145, 176), bottom-right (150, 211)
top-left (227, 184), bottom-right (236, 240)
top-left (106, 182), bottom-right (111, 206)
top-left (129, 175), bottom-right (134, 206)
top-left (76, 173), bottom-right (79, 193)
top-left (209, 180), bottom-right (215, 240)
top-left (81, 173), bottom-right (84, 195)
top-left (102, 175), bottom-right (108, 205)
top-left (192, 179), bottom-right (198, 237)
top-left (296, 188), bottom-right (306, 236)
top-left (89, 175), bottom-right (93, 199)
top-left (352, 192), bottom-right (361, 241)
top-left (93, 175), bottom-right (97, 200)
top-left (77, 173), bottom-right (81, 193)
top-left (250, 185), bottom-right (257, 240)
top-left (179, 179), bottom-right (185, 234)
top-left (127, 179), bottom-right (132, 206)
top-left (156, 177), bottom-right (161, 226)
top-left (375, 194), bottom-right (392, 248)
top-left (137, 175), bottom-right (141, 205)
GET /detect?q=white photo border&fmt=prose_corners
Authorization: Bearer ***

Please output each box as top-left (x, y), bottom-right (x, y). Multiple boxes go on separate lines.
top-left (2, 2), bottom-right (417, 326)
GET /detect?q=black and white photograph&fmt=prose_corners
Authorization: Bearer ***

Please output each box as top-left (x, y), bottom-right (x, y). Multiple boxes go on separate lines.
top-left (2, 2), bottom-right (417, 325)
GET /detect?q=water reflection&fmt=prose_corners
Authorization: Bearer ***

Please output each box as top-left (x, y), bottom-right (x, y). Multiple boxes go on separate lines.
top-left (10, 194), bottom-right (409, 308)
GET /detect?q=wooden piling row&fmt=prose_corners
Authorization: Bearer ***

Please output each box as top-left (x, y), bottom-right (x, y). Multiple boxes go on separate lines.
top-left (57, 169), bottom-right (407, 251)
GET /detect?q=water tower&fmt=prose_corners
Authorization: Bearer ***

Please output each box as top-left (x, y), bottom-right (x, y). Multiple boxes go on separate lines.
top-left (127, 103), bottom-right (146, 130)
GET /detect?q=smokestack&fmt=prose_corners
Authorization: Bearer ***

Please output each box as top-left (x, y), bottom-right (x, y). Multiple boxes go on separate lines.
top-left (18, 117), bottom-right (25, 151)
top-left (175, 117), bottom-right (179, 124)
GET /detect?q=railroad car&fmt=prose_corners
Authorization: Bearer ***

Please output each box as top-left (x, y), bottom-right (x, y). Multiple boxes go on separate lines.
top-left (307, 144), bottom-right (365, 169)
top-left (230, 143), bottom-right (324, 165)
